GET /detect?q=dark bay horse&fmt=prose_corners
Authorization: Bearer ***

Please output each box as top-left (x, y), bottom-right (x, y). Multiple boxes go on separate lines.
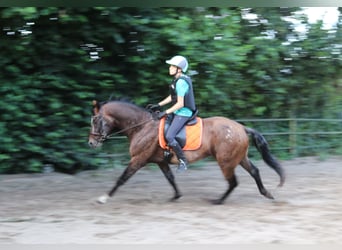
top-left (88, 100), bottom-right (285, 205)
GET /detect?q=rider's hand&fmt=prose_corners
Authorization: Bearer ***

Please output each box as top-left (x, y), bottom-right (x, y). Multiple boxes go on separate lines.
top-left (157, 111), bottom-right (167, 120)
top-left (146, 104), bottom-right (160, 111)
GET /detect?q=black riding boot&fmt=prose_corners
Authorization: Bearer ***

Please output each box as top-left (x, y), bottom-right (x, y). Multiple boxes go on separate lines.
top-left (169, 141), bottom-right (188, 172)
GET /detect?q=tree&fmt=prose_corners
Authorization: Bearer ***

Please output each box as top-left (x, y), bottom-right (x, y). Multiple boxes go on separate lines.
top-left (0, 7), bottom-right (341, 173)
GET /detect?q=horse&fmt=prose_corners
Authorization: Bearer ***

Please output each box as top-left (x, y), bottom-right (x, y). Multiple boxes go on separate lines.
top-left (88, 100), bottom-right (285, 205)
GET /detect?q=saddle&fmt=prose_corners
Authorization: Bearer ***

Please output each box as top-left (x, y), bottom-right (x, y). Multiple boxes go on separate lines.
top-left (158, 113), bottom-right (203, 151)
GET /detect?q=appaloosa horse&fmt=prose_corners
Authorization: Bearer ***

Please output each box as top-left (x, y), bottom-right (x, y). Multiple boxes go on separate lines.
top-left (88, 100), bottom-right (285, 205)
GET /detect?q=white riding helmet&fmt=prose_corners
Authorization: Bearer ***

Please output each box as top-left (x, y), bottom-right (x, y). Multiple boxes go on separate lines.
top-left (166, 55), bottom-right (189, 72)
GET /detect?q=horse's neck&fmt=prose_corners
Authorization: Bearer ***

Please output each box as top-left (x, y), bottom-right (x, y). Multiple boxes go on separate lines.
top-left (105, 104), bottom-right (150, 134)
top-left (117, 107), bottom-right (148, 124)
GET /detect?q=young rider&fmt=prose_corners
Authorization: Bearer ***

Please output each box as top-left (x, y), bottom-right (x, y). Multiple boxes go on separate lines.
top-left (150, 55), bottom-right (197, 172)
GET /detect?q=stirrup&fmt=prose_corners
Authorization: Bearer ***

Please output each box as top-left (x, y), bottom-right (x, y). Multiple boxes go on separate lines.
top-left (163, 150), bottom-right (173, 162)
top-left (177, 159), bottom-right (188, 172)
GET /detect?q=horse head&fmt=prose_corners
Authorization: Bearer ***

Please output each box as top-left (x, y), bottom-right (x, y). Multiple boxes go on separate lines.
top-left (88, 100), bottom-right (114, 148)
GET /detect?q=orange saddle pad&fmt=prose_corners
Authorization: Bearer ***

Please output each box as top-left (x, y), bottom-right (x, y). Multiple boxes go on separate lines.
top-left (158, 117), bottom-right (203, 151)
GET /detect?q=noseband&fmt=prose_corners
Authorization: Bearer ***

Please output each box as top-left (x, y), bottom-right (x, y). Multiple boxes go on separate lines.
top-left (90, 115), bottom-right (109, 143)
top-left (90, 132), bottom-right (108, 142)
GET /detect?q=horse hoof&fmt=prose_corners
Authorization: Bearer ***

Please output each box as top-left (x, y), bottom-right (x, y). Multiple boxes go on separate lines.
top-left (210, 199), bottom-right (224, 205)
top-left (97, 194), bottom-right (109, 204)
top-left (169, 194), bottom-right (182, 202)
top-left (265, 192), bottom-right (274, 200)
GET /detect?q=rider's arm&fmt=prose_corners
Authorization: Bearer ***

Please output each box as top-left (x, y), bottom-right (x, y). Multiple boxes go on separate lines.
top-left (166, 96), bottom-right (184, 114)
top-left (158, 95), bottom-right (172, 106)
top-left (165, 79), bottom-right (188, 114)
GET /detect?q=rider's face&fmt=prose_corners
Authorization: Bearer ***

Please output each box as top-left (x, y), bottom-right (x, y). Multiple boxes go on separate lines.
top-left (169, 65), bottom-right (179, 76)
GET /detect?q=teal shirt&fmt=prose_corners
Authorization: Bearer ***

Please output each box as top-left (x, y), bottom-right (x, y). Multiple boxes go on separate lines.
top-left (174, 78), bottom-right (193, 117)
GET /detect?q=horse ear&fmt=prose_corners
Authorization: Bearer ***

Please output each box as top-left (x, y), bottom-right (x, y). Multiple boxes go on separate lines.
top-left (92, 100), bottom-right (99, 115)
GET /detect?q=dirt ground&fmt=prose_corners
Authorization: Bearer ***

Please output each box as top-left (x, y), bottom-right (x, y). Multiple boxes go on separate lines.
top-left (1, 156), bottom-right (342, 244)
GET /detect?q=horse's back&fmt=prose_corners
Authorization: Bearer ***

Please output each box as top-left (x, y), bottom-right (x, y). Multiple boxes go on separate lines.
top-left (202, 116), bottom-right (249, 153)
top-left (203, 116), bottom-right (246, 134)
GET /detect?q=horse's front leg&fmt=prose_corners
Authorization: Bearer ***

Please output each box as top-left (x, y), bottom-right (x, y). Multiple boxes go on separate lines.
top-left (158, 161), bottom-right (182, 201)
top-left (97, 162), bottom-right (143, 204)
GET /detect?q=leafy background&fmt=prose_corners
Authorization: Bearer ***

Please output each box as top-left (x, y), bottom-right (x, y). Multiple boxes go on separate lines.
top-left (0, 7), bottom-right (341, 173)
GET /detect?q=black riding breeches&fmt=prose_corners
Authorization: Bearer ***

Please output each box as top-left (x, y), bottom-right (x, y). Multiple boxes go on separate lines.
top-left (165, 115), bottom-right (189, 146)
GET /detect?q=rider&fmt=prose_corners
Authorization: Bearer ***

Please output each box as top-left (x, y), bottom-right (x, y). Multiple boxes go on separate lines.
top-left (150, 55), bottom-right (197, 172)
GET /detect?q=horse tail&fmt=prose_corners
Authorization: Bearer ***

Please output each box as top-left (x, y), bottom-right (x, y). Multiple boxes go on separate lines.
top-left (245, 127), bottom-right (285, 187)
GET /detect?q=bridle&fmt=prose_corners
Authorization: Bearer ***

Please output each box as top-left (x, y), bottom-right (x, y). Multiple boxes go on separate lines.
top-left (90, 114), bottom-right (154, 142)
top-left (89, 115), bottom-right (107, 142)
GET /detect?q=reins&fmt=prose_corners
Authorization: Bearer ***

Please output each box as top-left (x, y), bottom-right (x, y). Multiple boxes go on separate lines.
top-left (91, 116), bottom-right (155, 141)
top-left (107, 117), bottom-right (154, 139)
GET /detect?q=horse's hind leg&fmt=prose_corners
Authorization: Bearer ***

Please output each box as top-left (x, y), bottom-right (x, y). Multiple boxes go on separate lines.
top-left (212, 164), bottom-right (238, 205)
top-left (240, 157), bottom-right (274, 199)
top-left (158, 162), bottom-right (182, 201)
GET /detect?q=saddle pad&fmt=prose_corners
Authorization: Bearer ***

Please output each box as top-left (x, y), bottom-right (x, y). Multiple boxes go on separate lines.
top-left (158, 117), bottom-right (203, 151)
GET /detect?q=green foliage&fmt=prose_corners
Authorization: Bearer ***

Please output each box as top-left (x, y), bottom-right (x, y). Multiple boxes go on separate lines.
top-left (0, 7), bottom-right (341, 173)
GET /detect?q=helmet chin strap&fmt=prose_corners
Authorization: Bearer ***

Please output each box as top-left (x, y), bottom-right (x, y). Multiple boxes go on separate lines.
top-left (172, 67), bottom-right (182, 78)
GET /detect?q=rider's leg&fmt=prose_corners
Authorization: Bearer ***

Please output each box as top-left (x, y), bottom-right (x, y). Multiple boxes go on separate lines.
top-left (165, 115), bottom-right (189, 172)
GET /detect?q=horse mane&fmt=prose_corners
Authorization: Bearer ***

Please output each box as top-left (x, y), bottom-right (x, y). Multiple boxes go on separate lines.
top-left (98, 96), bottom-right (132, 107)
top-left (96, 97), bottom-right (148, 114)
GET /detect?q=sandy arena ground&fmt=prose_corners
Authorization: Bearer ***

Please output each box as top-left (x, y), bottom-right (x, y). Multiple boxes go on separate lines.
top-left (0, 156), bottom-right (342, 244)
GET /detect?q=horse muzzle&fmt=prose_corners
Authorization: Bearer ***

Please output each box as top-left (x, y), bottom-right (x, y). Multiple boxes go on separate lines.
top-left (88, 140), bottom-right (101, 148)
top-left (88, 135), bottom-right (105, 148)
